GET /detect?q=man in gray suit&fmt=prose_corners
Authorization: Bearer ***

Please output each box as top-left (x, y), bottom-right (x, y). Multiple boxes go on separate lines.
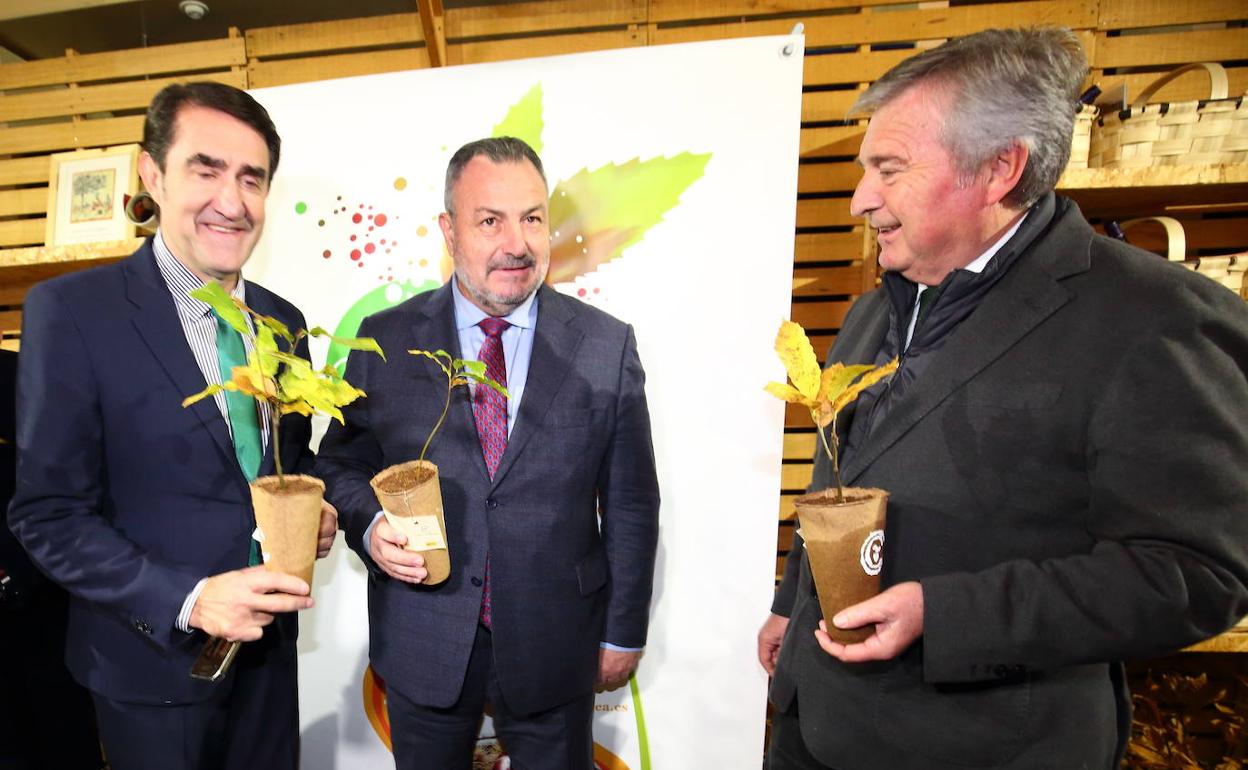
top-left (759, 27), bottom-right (1248, 770)
top-left (317, 137), bottom-right (660, 769)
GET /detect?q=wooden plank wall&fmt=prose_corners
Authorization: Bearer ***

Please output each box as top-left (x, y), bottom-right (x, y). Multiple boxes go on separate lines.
top-left (1, 0), bottom-right (1246, 436)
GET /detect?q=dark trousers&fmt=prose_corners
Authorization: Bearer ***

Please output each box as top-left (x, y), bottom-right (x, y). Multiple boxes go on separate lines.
top-left (388, 624), bottom-right (594, 770)
top-left (90, 640), bottom-right (298, 770)
top-left (0, 587), bottom-right (103, 770)
top-left (768, 700), bottom-right (839, 770)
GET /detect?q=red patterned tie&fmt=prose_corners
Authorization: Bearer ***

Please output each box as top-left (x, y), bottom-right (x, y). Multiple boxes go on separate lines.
top-left (474, 317), bottom-right (510, 628)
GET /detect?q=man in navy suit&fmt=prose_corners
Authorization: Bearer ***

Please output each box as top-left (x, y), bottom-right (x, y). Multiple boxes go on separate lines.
top-left (9, 82), bottom-right (337, 770)
top-left (317, 137), bottom-right (660, 770)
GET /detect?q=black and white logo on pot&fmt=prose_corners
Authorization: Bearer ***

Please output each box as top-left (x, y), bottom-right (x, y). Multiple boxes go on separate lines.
top-left (859, 529), bottom-right (884, 576)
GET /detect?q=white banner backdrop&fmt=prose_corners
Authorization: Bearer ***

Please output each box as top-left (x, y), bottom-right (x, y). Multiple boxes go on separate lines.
top-left (247, 34), bottom-right (803, 770)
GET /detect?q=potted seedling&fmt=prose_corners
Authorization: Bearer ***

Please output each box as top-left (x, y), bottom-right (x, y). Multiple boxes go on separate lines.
top-left (369, 349), bottom-right (507, 586)
top-left (183, 281), bottom-right (385, 589)
top-left (766, 319), bottom-right (898, 643)
top-left (182, 282), bottom-right (384, 681)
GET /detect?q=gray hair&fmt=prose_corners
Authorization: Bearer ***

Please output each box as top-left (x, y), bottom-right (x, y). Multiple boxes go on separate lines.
top-left (444, 136), bottom-right (547, 215)
top-left (851, 27), bottom-right (1087, 209)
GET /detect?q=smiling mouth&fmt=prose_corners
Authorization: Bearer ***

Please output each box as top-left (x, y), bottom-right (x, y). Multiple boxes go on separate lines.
top-left (200, 221), bottom-right (250, 235)
top-left (876, 224), bottom-right (899, 236)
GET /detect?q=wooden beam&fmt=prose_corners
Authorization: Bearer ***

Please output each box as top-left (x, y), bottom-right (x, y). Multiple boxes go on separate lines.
top-left (418, 0), bottom-right (447, 68)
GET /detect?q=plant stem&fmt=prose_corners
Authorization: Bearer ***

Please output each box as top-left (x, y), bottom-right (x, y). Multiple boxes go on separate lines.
top-left (419, 373), bottom-right (453, 466)
top-left (816, 417), bottom-right (845, 504)
top-left (272, 403), bottom-right (284, 488)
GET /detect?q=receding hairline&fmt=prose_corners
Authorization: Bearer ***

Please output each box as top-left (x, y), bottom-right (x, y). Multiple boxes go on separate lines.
top-left (445, 155), bottom-right (548, 216)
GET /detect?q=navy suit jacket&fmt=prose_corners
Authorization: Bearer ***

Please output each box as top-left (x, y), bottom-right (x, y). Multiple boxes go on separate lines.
top-left (316, 282), bottom-right (660, 715)
top-left (770, 198), bottom-right (1248, 770)
top-left (8, 240), bottom-right (314, 705)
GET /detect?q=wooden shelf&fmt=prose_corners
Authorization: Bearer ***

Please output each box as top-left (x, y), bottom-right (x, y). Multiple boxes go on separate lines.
top-left (0, 237), bottom-right (144, 286)
top-left (1057, 163), bottom-right (1248, 217)
top-left (1185, 617), bottom-right (1248, 654)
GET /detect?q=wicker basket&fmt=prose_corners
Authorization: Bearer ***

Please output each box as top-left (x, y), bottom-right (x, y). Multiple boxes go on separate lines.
top-left (1067, 103), bottom-right (1099, 169)
top-left (1089, 63), bottom-right (1248, 169)
top-left (1120, 216), bottom-right (1246, 297)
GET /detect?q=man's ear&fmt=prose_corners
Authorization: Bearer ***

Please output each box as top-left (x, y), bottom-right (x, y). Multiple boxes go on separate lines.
top-left (984, 140), bottom-right (1029, 206)
top-left (438, 211), bottom-right (456, 255)
top-left (137, 151), bottom-right (163, 208)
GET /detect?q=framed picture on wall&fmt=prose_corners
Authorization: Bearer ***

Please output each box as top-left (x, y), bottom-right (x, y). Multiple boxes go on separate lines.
top-left (44, 144), bottom-right (141, 247)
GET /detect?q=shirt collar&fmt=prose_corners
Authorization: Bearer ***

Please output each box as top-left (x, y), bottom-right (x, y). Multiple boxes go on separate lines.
top-left (450, 275), bottom-right (539, 332)
top-left (152, 229), bottom-right (246, 319)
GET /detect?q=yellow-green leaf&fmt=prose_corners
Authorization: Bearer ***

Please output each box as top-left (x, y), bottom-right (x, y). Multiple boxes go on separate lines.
top-left (818, 363), bottom-right (877, 404)
top-left (190, 282), bottom-right (248, 335)
top-left (773, 320), bottom-right (821, 401)
top-left (764, 381), bottom-right (814, 407)
top-left (255, 312), bottom-right (293, 344)
top-left (182, 383), bottom-right (225, 407)
top-left (310, 327), bottom-right (386, 361)
top-left (829, 358), bottom-right (899, 414)
top-left (409, 348), bottom-right (452, 378)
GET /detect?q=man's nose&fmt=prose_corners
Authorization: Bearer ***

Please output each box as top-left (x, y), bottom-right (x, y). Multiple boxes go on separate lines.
top-left (500, 219), bottom-right (526, 255)
top-left (849, 173), bottom-right (879, 218)
top-left (213, 181), bottom-right (246, 220)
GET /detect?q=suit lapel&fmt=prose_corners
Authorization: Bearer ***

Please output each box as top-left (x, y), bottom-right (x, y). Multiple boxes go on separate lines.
top-left (123, 246), bottom-right (240, 475)
top-left (491, 285), bottom-right (583, 488)
top-left (842, 215), bottom-right (1091, 485)
top-left (416, 283), bottom-right (481, 473)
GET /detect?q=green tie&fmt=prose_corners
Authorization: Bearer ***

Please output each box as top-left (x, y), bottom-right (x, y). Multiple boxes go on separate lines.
top-left (915, 285), bottom-right (941, 333)
top-left (212, 311), bottom-right (263, 566)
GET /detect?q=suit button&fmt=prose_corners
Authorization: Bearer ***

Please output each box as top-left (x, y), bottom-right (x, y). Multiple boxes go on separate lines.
top-left (471, 577), bottom-right (483, 587)
top-left (486, 498), bottom-right (499, 510)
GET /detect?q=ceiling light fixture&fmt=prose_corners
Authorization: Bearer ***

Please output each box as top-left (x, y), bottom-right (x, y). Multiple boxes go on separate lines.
top-left (179, 1), bottom-right (209, 20)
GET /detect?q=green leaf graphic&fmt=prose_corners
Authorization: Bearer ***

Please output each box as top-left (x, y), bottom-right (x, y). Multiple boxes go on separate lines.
top-left (492, 84), bottom-right (544, 154)
top-left (328, 279), bottom-right (440, 375)
top-left (629, 674), bottom-right (651, 770)
top-left (547, 153), bottom-right (711, 284)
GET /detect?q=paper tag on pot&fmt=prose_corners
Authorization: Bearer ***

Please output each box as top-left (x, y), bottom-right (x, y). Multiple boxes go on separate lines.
top-left (384, 511), bottom-right (447, 551)
top-left (860, 529), bottom-right (884, 576)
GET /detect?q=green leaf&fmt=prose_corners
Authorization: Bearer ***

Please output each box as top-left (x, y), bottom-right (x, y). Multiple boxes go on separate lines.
top-left (309, 327), bottom-right (386, 361)
top-left (492, 83), bottom-right (544, 154)
top-left (190, 283), bottom-right (248, 335)
top-left (459, 359), bottom-right (486, 377)
top-left (462, 370), bottom-right (510, 399)
top-left (547, 153), bottom-right (711, 284)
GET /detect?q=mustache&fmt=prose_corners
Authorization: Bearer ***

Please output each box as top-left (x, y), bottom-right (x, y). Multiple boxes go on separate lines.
top-left (487, 254), bottom-right (535, 270)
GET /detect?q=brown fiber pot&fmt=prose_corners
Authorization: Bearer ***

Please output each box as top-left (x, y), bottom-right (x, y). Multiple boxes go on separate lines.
top-left (250, 474), bottom-right (325, 589)
top-left (794, 486), bottom-right (888, 644)
top-left (370, 460), bottom-right (450, 585)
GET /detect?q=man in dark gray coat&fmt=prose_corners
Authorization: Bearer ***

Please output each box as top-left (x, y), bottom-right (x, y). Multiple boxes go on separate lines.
top-left (759, 27), bottom-right (1248, 770)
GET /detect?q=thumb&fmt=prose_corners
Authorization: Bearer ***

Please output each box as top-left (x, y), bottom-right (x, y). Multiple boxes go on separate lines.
top-left (832, 598), bottom-right (881, 631)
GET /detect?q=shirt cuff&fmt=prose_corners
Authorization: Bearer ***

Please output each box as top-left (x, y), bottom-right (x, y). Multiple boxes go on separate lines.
top-left (176, 577), bottom-right (210, 633)
top-left (601, 642), bottom-right (643, 652)
top-left (363, 510), bottom-right (386, 558)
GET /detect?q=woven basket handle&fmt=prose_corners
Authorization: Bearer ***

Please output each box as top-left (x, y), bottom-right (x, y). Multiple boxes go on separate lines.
top-left (1121, 216), bottom-right (1186, 262)
top-left (1132, 62), bottom-right (1229, 107)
